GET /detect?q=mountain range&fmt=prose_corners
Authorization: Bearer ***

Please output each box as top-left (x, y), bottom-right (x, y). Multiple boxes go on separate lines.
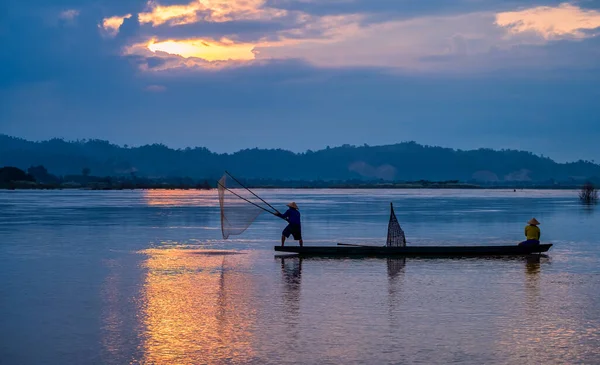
top-left (1, 134), bottom-right (599, 183)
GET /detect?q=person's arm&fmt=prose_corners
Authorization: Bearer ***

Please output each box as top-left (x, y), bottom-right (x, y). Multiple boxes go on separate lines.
top-left (537, 228), bottom-right (541, 240)
top-left (524, 226), bottom-right (528, 238)
top-left (278, 209), bottom-right (290, 220)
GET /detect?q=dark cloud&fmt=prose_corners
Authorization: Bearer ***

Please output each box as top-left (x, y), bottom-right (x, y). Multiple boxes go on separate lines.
top-left (418, 35), bottom-right (600, 72)
top-left (146, 0), bottom-right (191, 5)
top-left (145, 56), bottom-right (168, 69)
top-left (115, 13), bottom-right (141, 39)
top-left (142, 19), bottom-right (289, 42)
top-left (266, 0), bottom-right (565, 20)
top-left (4, 0), bottom-right (146, 17)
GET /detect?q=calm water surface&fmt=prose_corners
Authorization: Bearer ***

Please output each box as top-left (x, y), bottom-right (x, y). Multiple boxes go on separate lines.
top-left (1, 189), bottom-right (599, 364)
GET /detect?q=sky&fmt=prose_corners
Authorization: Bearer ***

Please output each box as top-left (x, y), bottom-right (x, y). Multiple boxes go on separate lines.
top-left (0, 0), bottom-right (599, 162)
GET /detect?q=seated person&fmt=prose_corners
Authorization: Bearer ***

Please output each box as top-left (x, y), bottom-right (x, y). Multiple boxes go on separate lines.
top-left (519, 218), bottom-right (540, 246)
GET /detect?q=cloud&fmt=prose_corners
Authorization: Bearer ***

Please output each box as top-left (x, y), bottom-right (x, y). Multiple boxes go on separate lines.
top-left (139, 18), bottom-right (289, 42)
top-left (495, 2), bottom-right (600, 40)
top-left (105, 1), bottom-right (600, 72)
top-left (137, 0), bottom-right (288, 26)
top-left (124, 39), bottom-right (257, 70)
top-left (59, 9), bottom-right (80, 20)
top-left (2, 0), bottom-right (600, 165)
top-left (101, 14), bottom-right (132, 37)
top-left (254, 3), bottom-right (600, 71)
top-left (121, 13), bottom-right (373, 70)
top-left (147, 37), bottom-right (257, 61)
top-left (256, 12), bottom-right (492, 70)
top-left (138, 0), bottom-right (201, 26)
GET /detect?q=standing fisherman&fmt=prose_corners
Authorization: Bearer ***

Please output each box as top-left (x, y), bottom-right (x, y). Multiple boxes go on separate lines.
top-left (277, 202), bottom-right (303, 247)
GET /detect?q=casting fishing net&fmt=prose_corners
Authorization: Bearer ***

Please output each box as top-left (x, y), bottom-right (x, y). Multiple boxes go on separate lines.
top-left (386, 202), bottom-right (406, 247)
top-left (218, 173), bottom-right (277, 239)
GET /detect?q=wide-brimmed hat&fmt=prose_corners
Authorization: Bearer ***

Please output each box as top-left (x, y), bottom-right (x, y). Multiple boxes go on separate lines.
top-left (527, 218), bottom-right (540, 225)
top-left (287, 202), bottom-right (298, 210)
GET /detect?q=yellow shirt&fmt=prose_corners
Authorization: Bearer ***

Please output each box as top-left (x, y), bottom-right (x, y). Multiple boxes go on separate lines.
top-left (525, 225), bottom-right (540, 240)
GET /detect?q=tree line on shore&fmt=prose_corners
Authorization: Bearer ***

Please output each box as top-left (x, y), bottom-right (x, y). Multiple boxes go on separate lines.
top-left (1, 165), bottom-right (598, 197)
top-left (0, 165), bottom-right (212, 190)
top-left (2, 135), bottom-right (600, 183)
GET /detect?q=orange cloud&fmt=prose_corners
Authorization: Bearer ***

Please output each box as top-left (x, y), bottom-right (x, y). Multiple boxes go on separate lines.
top-left (139, 1), bottom-right (199, 26)
top-left (146, 38), bottom-right (257, 61)
top-left (496, 3), bottom-right (600, 39)
top-left (101, 14), bottom-right (132, 36)
top-left (115, 2), bottom-right (600, 72)
top-left (138, 0), bottom-right (287, 26)
top-left (123, 33), bottom-right (312, 71)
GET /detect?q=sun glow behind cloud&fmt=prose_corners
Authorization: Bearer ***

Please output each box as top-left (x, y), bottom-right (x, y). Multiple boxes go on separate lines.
top-left (104, 1), bottom-right (600, 72)
top-left (147, 38), bottom-right (257, 61)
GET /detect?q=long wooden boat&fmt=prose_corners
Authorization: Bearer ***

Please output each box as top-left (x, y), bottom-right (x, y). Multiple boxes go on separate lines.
top-left (274, 244), bottom-right (552, 257)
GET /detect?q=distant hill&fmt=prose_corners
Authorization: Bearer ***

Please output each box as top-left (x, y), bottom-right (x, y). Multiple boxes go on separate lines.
top-left (1, 134), bottom-right (599, 183)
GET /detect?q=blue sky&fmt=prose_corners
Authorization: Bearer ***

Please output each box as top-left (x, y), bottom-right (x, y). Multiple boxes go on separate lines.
top-left (1, 0), bottom-right (599, 162)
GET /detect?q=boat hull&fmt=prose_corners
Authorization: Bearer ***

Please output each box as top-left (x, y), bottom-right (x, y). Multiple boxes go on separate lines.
top-left (274, 244), bottom-right (552, 257)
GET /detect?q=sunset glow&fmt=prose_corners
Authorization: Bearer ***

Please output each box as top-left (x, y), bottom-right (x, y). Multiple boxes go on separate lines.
top-left (138, 249), bottom-right (257, 363)
top-left (496, 3), bottom-right (600, 39)
top-left (139, 1), bottom-right (199, 26)
top-left (138, 0), bottom-right (287, 26)
top-left (147, 38), bottom-right (257, 61)
top-left (98, 1), bottom-right (600, 73)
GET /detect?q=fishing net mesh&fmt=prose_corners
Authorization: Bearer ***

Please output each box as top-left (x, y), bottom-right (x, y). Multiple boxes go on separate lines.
top-left (386, 203), bottom-right (406, 247)
top-left (218, 174), bottom-right (265, 239)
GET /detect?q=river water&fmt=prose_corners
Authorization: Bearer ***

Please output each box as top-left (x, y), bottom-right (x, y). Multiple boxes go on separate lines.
top-left (1, 189), bottom-right (599, 364)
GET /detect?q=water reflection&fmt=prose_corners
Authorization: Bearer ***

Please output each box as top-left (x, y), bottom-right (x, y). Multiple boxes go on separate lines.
top-left (524, 255), bottom-right (542, 317)
top-left (494, 254), bottom-right (600, 364)
top-left (135, 248), bottom-right (257, 364)
top-left (143, 189), bottom-right (218, 207)
top-left (101, 259), bottom-right (126, 363)
top-left (580, 203), bottom-right (597, 215)
top-left (280, 256), bottom-right (302, 287)
top-left (386, 258), bottom-right (406, 329)
top-left (5, 189), bottom-right (600, 365)
top-left (101, 257), bottom-right (144, 365)
top-left (279, 256), bottom-right (302, 340)
top-left (387, 258), bottom-right (406, 279)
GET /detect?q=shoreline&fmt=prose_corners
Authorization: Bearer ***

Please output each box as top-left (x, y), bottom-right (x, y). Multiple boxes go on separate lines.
top-left (0, 184), bottom-right (584, 191)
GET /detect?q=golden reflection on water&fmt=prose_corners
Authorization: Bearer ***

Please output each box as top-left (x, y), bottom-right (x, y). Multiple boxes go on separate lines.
top-left (108, 250), bottom-right (600, 364)
top-left (135, 248), bottom-right (257, 364)
top-left (143, 190), bottom-right (218, 207)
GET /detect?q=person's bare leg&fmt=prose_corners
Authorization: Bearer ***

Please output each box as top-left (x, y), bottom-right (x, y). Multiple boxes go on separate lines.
top-left (281, 235), bottom-right (286, 246)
